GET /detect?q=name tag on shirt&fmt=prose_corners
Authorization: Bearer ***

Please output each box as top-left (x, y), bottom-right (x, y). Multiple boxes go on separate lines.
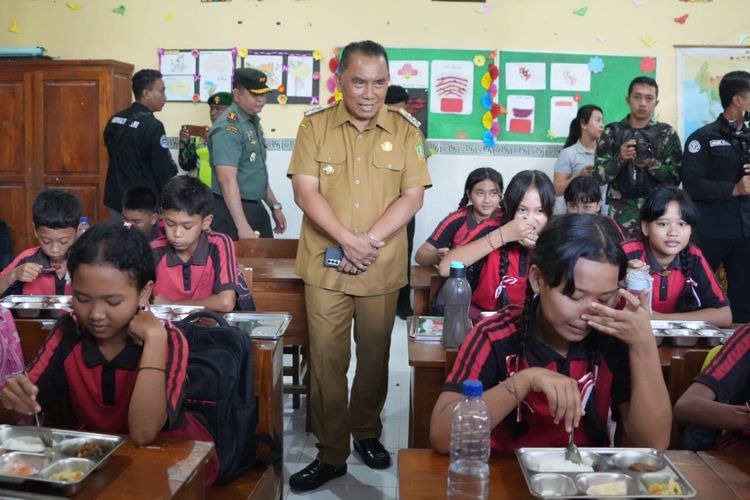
top-left (709, 139), bottom-right (731, 147)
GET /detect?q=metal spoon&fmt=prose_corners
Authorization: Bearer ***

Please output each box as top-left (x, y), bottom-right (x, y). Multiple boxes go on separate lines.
top-left (22, 370), bottom-right (54, 449)
top-left (565, 426), bottom-right (583, 465)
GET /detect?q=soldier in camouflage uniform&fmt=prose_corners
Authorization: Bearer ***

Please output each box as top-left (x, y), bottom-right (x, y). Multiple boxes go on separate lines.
top-left (595, 77), bottom-right (682, 237)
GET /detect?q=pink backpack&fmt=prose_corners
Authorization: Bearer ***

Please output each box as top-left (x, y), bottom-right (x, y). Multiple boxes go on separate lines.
top-left (0, 307), bottom-right (24, 390)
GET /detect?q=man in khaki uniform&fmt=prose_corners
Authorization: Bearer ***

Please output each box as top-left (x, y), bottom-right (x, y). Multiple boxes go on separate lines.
top-left (288, 40), bottom-right (431, 492)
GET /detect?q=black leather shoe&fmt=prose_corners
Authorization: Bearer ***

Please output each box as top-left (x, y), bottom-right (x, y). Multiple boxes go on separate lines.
top-left (353, 438), bottom-right (391, 469)
top-left (289, 460), bottom-right (347, 491)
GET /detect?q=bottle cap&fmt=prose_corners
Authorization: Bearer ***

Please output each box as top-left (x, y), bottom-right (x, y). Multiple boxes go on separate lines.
top-left (462, 379), bottom-right (483, 397)
top-left (80, 216), bottom-right (88, 223)
top-left (450, 261), bottom-right (465, 269)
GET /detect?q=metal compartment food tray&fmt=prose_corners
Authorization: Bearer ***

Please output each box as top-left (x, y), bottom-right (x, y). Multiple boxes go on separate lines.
top-left (406, 316), bottom-right (444, 342)
top-left (650, 320), bottom-right (728, 347)
top-left (0, 425), bottom-right (124, 496)
top-left (148, 304), bottom-right (205, 321)
top-left (223, 313), bottom-right (292, 339)
top-left (516, 447), bottom-right (696, 498)
top-left (0, 295), bottom-right (72, 318)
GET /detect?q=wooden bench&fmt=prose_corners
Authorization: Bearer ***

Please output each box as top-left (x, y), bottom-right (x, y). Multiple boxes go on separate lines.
top-left (14, 318), bottom-right (284, 500)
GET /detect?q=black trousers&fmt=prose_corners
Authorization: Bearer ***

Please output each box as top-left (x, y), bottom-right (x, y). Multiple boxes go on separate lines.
top-left (397, 217), bottom-right (416, 311)
top-left (212, 194), bottom-right (273, 240)
top-left (697, 234), bottom-right (750, 323)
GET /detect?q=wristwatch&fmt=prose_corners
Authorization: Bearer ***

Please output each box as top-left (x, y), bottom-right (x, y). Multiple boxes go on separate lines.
top-left (271, 203), bottom-right (283, 211)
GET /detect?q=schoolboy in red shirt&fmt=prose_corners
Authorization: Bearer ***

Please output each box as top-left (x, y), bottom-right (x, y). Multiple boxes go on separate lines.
top-left (0, 189), bottom-right (81, 298)
top-left (151, 176), bottom-right (239, 313)
top-left (121, 186), bottom-right (163, 242)
top-left (0, 224), bottom-right (218, 484)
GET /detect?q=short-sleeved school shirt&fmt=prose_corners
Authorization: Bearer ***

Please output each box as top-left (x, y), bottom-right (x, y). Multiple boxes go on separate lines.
top-left (0, 247), bottom-right (71, 297)
top-left (208, 103), bottom-right (269, 201)
top-left (444, 305), bottom-right (631, 453)
top-left (151, 231), bottom-right (238, 303)
top-left (621, 239), bottom-right (728, 314)
top-left (427, 206), bottom-right (503, 250)
top-left (28, 314), bottom-right (191, 434)
top-left (472, 244), bottom-right (530, 312)
top-left (287, 101), bottom-right (432, 296)
top-left (553, 140), bottom-right (595, 176)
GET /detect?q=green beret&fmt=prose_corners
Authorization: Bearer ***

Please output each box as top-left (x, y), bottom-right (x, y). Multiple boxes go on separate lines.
top-left (208, 92), bottom-right (232, 106)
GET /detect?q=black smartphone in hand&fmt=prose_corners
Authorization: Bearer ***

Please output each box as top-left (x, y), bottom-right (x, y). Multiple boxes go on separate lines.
top-left (324, 247), bottom-right (344, 268)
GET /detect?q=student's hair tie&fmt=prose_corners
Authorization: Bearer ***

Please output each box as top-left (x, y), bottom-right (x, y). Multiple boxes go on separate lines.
top-left (685, 277), bottom-right (702, 308)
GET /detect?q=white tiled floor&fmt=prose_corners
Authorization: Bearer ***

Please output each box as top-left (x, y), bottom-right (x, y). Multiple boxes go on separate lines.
top-left (282, 317), bottom-right (411, 499)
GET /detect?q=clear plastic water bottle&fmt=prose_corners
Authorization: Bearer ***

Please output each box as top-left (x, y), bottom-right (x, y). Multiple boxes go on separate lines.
top-left (442, 261), bottom-right (473, 349)
top-left (78, 216), bottom-right (90, 236)
top-left (448, 379), bottom-right (491, 499)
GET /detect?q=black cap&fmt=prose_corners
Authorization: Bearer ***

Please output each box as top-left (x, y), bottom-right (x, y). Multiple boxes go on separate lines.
top-left (233, 68), bottom-right (271, 95)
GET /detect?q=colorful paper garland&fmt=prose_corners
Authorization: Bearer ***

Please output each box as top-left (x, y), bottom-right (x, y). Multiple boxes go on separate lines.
top-left (479, 54), bottom-right (500, 148)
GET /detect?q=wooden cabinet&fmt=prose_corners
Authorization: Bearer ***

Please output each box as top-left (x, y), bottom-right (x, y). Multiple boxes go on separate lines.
top-left (0, 60), bottom-right (133, 252)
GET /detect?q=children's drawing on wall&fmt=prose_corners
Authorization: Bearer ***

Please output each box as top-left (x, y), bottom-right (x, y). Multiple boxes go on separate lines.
top-left (550, 63), bottom-right (591, 91)
top-left (506, 95), bottom-right (535, 134)
top-left (241, 49), bottom-right (321, 104)
top-left (198, 50), bottom-right (235, 101)
top-left (390, 61), bottom-right (429, 88)
top-left (406, 88), bottom-right (429, 139)
top-left (549, 96), bottom-right (578, 137)
top-left (505, 62), bottom-right (546, 90)
top-left (430, 60), bottom-right (474, 115)
top-left (160, 51), bottom-right (194, 76)
top-left (163, 75), bottom-right (195, 102)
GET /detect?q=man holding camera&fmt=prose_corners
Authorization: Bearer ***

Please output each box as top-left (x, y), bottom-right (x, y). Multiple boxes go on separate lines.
top-left (683, 71), bottom-right (750, 323)
top-left (595, 76), bottom-right (682, 237)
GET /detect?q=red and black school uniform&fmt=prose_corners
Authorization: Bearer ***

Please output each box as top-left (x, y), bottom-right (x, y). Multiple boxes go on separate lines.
top-left (151, 231), bottom-right (238, 302)
top-left (428, 206), bottom-right (503, 288)
top-left (693, 324), bottom-right (750, 451)
top-left (471, 244), bottom-right (530, 317)
top-left (148, 219), bottom-right (166, 242)
top-left (444, 305), bottom-right (631, 453)
top-left (621, 239), bottom-right (728, 314)
top-left (0, 247), bottom-right (71, 297)
top-left (26, 313), bottom-right (219, 484)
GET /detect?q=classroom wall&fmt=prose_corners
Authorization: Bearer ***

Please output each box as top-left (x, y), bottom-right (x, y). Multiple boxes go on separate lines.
top-left (3, 0), bottom-right (748, 253)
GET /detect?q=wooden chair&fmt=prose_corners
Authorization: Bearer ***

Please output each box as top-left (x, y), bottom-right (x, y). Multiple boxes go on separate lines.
top-left (233, 239), bottom-right (308, 411)
top-left (667, 350), bottom-right (711, 449)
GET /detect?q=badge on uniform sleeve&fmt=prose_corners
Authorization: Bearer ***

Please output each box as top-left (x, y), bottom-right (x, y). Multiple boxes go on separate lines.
top-left (323, 165), bottom-right (334, 175)
top-left (381, 141), bottom-right (393, 152)
top-left (226, 125), bottom-right (239, 134)
top-left (159, 134), bottom-right (169, 149)
top-left (249, 152), bottom-right (257, 162)
top-left (688, 140), bottom-right (700, 153)
top-left (415, 140), bottom-right (425, 159)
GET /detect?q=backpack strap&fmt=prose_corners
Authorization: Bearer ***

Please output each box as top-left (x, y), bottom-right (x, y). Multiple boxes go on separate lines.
top-left (181, 310), bottom-right (230, 327)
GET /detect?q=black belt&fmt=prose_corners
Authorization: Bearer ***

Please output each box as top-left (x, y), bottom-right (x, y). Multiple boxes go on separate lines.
top-left (213, 193), bottom-right (259, 204)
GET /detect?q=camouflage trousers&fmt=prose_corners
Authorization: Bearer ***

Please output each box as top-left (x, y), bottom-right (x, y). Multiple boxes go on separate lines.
top-left (608, 197), bottom-right (644, 239)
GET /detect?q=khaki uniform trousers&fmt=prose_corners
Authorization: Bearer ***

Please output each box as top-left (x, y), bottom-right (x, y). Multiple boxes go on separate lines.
top-left (304, 284), bottom-right (398, 466)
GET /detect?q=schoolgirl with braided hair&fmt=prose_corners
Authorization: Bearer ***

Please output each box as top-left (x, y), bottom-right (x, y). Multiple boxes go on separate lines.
top-left (415, 167), bottom-right (504, 275)
top-left (439, 170), bottom-right (554, 320)
top-left (621, 186), bottom-right (731, 327)
top-left (430, 214), bottom-right (671, 454)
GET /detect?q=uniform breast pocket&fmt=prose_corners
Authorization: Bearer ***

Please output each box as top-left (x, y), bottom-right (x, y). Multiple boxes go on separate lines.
top-left (709, 146), bottom-right (739, 179)
top-left (372, 149), bottom-right (405, 199)
top-left (315, 149), bottom-right (346, 196)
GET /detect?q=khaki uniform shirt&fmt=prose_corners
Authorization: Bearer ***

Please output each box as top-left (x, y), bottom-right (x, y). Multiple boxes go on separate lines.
top-left (288, 101), bottom-right (431, 296)
top-left (208, 102), bottom-right (269, 201)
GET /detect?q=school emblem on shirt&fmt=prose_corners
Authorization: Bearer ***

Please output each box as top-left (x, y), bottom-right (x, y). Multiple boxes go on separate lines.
top-left (415, 140), bottom-right (425, 159)
top-left (226, 125), bottom-right (239, 134)
top-left (249, 152), bottom-right (257, 162)
top-left (227, 112), bottom-right (238, 122)
top-left (687, 140), bottom-right (700, 153)
top-left (323, 165), bottom-right (335, 175)
top-left (159, 134), bottom-right (169, 149)
top-left (381, 141), bottom-right (393, 152)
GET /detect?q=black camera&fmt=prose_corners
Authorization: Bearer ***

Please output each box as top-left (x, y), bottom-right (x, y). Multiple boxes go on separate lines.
top-left (632, 130), bottom-right (654, 164)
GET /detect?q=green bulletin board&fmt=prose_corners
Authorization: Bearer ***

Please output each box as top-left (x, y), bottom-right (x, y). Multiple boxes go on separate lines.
top-left (384, 47), bottom-right (496, 141)
top-left (498, 51), bottom-right (656, 143)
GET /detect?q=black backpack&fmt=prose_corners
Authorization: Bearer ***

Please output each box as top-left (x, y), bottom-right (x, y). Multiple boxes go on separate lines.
top-left (176, 311), bottom-right (270, 485)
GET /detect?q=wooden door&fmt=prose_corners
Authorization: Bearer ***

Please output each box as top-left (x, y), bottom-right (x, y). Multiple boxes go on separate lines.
top-left (34, 68), bottom-right (106, 223)
top-left (0, 71), bottom-right (35, 251)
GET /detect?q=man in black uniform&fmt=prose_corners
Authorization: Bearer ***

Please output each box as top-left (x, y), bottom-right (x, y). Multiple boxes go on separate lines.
top-left (682, 70), bottom-right (750, 322)
top-left (103, 69), bottom-right (177, 217)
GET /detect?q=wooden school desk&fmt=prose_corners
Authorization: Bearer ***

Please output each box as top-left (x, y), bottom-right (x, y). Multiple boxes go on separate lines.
top-left (398, 449), bottom-right (744, 500)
